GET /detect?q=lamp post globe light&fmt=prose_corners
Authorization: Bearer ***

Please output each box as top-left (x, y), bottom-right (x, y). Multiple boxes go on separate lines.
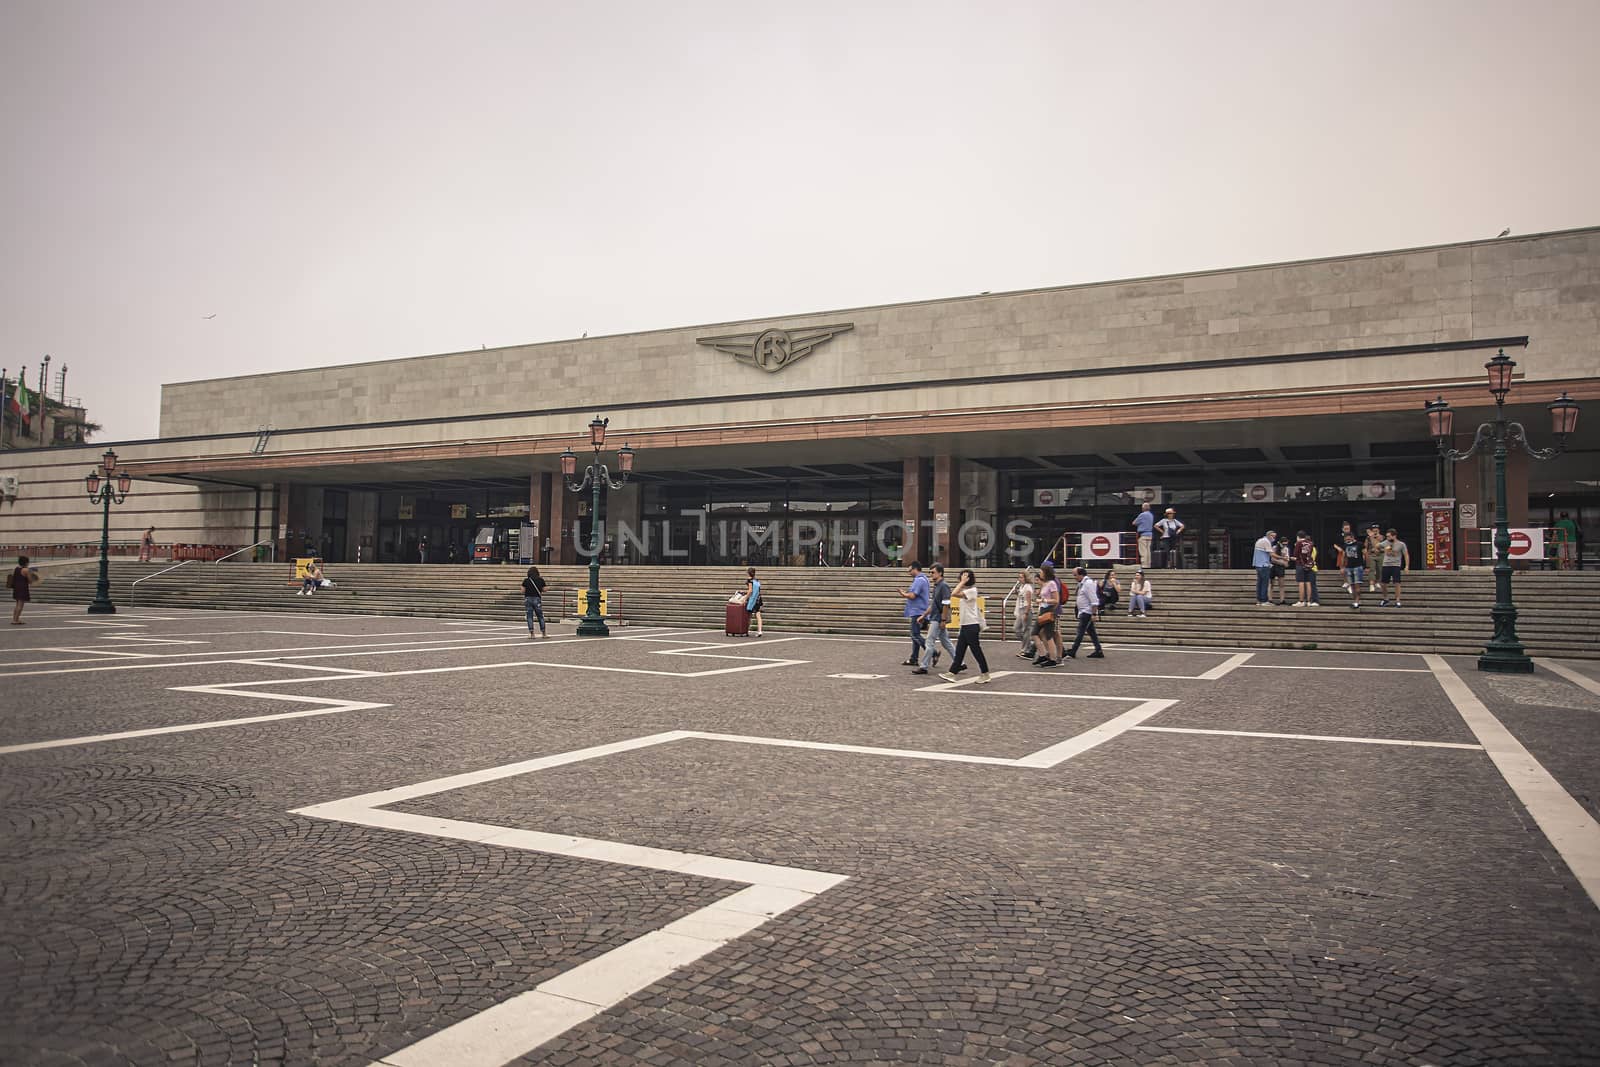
top-left (561, 416), bottom-right (636, 637)
top-left (1425, 349), bottom-right (1580, 673)
top-left (84, 448), bottom-right (133, 614)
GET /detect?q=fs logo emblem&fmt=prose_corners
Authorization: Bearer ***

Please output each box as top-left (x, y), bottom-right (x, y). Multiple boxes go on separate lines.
top-left (696, 322), bottom-right (854, 373)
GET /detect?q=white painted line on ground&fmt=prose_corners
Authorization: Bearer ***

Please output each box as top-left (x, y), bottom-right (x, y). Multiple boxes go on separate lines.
top-left (1427, 655), bottom-right (1600, 911)
top-left (1545, 660), bottom-right (1600, 700)
top-left (0, 692), bottom-right (391, 755)
top-left (828, 673), bottom-right (886, 680)
top-left (233, 660), bottom-right (382, 676)
top-left (1013, 700), bottom-right (1178, 766)
top-left (1240, 664), bottom-right (1431, 674)
top-left (1198, 652), bottom-right (1255, 680)
top-left (1132, 726), bottom-right (1483, 750)
top-left (312, 697), bottom-right (1203, 1067)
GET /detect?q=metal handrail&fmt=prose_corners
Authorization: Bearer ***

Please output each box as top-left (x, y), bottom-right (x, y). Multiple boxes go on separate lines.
top-left (1000, 579), bottom-right (1021, 642)
top-left (132, 560), bottom-right (193, 589)
top-left (215, 538), bottom-right (274, 563)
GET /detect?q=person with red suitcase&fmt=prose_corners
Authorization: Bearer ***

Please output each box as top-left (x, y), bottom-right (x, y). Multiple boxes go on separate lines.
top-left (726, 589), bottom-right (750, 636)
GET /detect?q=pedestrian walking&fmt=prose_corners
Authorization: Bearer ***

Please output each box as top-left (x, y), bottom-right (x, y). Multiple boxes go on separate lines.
top-left (1132, 503), bottom-right (1155, 568)
top-left (743, 566), bottom-right (765, 637)
top-left (1292, 531), bottom-right (1319, 606)
top-left (916, 564), bottom-right (958, 675)
top-left (8, 555), bottom-right (41, 625)
top-left (1336, 522), bottom-right (1364, 609)
top-left (1032, 562), bottom-right (1064, 668)
top-left (899, 561), bottom-right (930, 666)
top-left (523, 566), bottom-right (548, 638)
top-left (1363, 524), bottom-right (1384, 593)
top-left (1128, 569), bottom-right (1152, 617)
top-left (1014, 567), bottom-right (1038, 658)
top-left (1064, 566), bottom-right (1105, 659)
top-left (1156, 509), bottom-right (1185, 568)
top-left (140, 526), bottom-right (156, 563)
top-left (940, 569), bottom-right (992, 684)
top-left (1253, 530), bottom-right (1278, 606)
top-left (1379, 528), bottom-right (1410, 607)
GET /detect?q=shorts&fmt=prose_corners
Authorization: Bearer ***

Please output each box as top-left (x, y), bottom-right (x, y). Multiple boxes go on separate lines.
top-left (1295, 566), bottom-right (1314, 582)
top-left (1270, 564), bottom-right (1285, 579)
top-left (1035, 618), bottom-right (1059, 640)
top-left (1344, 565), bottom-right (1365, 584)
top-left (1380, 565), bottom-right (1403, 584)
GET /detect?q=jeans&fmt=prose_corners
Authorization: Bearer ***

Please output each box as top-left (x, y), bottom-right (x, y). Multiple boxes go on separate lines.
top-left (1255, 566), bottom-right (1272, 603)
top-left (921, 620), bottom-right (957, 669)
top-left (1129, 594), bottom-right (1150, 614)
top-left (1016, 617), bottom-right (1036, 654)
top-left (908, 617), bottom-right (925, 659)
top-left (1068, 611), bottom-right (1102, 655)
top-left (1308, 572), bottom-right (1320, 603)
top-left (951, 623), bottom-right (989, 673)
top-left (525, 595), bottom-right (545, 633)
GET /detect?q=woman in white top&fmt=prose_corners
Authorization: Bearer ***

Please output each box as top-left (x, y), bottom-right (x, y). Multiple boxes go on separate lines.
top-left (1014, 568), bottom-right (1037, 659)
top-left (1128, 570), bottom-right (1153, 617)
top-left (941, 569), bottom-right (992, 684)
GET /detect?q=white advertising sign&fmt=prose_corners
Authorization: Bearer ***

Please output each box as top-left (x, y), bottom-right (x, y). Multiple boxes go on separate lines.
top-left (1362, 480), bottom-right (1396, 501)
top-left (1242, 482), bottom-right (1274, 503)
top-left (1506, 527), bottom-right (1546, 561)
top-left (1080, 531), bottom-right (1122, 562)
top-left (1033, 488), bottom-right (1074, 507)
top-left (1132, 485), bottom-right (1162, 504)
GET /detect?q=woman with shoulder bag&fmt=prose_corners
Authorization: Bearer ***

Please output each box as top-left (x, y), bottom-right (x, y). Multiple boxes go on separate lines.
top-left (522, 566), bottom-right (548, 638)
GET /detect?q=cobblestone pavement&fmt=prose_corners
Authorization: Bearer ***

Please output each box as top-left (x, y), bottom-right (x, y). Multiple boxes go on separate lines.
top-left (2, 606), bottom-right (1599, 1065)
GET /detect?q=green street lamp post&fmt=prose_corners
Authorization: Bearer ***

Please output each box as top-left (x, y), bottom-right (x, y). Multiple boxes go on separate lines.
top-left (84, 448), bottom-right (133, 614)
top-left (1425, 350), bottom-right (1580, 673)
top-left (561, 416), bottom-right (636, 637)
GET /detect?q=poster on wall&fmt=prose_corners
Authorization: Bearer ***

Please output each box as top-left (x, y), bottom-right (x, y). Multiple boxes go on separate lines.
top-left (1242, 483), bottom-right (1274, 503)
top-left (1506, 527), bottom-right (1546, 561)
top-left (1422, 498), bottom-right (1454, 571)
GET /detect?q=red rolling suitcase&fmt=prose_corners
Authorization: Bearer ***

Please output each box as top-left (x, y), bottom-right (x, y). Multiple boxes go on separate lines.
top-left (725, 601), bottom-right (750, 636)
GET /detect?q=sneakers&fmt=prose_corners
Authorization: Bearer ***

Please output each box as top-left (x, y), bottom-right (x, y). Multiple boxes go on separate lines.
top-left (1380, 599), bottom-right (1391, 607)
top-left (1341, 582), bottom-right (1351, 593)
top-left (1016, 650), bottom-right (1032, 659)
top-left (911, 667), bottom-right (928, 675)
top-left (1257, 602), bottom-right (1271, 608)
top-left (976, 673), bottom-right (992, 684)
top-left (951, 663), bottom-right (968, 674)
top-left (902, 657), bottom-right (918, 666)
top-left (1309, 602), bottom-right (1321, 607)
top-left (1394, 601), bottom-right (1402, 608)
top-left (1037, 659), bottom-right (1059, 668)
top-left (1087, 651), bottom-right (1105, 659)
top-left (1062, 650), bottom-right (1077, 659)
top-left (1292, 601), bottom-right (1305, 607)
top-left (1351, 602), bottom-right (1360, 610)
top-left (939, 671), bottom-right (958, 683)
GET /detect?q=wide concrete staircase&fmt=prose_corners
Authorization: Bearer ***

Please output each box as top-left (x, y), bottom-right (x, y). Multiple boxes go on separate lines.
top-left (26, 558), bottom-right (1600, 660)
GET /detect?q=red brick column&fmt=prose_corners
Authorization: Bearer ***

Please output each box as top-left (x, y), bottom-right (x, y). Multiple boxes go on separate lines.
top-left (902, 459), bottom-right (927, 565)
top-left (931, 455), bottom-right (960, 563)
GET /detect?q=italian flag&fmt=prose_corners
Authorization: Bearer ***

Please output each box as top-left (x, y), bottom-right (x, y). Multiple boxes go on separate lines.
top-left (9, 369), bottom-right (30, 431)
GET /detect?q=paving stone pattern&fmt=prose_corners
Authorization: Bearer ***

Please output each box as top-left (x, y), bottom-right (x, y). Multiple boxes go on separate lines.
top-left (2, 608), bottom-right (1598, 1065)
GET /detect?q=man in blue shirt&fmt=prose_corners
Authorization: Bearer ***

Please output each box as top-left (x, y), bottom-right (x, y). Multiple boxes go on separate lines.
top-left (899, 561), bottom-right (930, 665)
top-left (1252, 530), bottom-right (1278, 606)
top-left (1132, 503), bottom-right (1155, 568)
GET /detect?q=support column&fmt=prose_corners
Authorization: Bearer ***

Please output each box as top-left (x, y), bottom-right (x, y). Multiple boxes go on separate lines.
top-left (931, 455), bottom-right (960, 564)
top-left (902, 458), bottom-right (928, 565)
top-left (549, 477), bottom-right (575, 564)
top-left (529, 471), bottom-right (554, 563)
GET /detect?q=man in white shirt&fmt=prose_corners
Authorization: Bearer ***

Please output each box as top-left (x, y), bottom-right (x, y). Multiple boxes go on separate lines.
top-left (1064, 565), bottom-right (1105, 659)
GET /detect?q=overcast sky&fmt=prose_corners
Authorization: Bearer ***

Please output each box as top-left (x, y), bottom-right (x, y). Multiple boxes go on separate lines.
top-left (2, 0), bottom-right (1596, 443)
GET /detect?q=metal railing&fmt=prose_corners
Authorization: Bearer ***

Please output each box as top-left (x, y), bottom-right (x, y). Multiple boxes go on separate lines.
top-left (129, 539), bottom-right (274, 602)
top-left (216, 539), bottom-right (275, 563)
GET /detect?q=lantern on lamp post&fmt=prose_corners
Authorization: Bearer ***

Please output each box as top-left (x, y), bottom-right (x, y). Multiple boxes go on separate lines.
top-left (561, 417), bottom-right (637, 636)
top-left (84, 448), bottom-right (133, 614)
top-left (1425, 350), bottom-right (1581, 673)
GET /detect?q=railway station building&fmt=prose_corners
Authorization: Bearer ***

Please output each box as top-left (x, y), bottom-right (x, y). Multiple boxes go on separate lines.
top-left (3, 227), bottom-right (1597, 569)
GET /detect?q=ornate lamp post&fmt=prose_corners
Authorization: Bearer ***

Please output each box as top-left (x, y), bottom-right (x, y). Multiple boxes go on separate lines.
top-left (1425, 350), bottom-right (1580, 673)
top-left (560, 416), bottom-right (636, 637)
top-left (84, 448), bottom-right (133, 614)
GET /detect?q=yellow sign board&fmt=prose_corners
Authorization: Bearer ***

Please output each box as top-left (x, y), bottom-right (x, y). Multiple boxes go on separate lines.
top-left (293, 557), bottom-right (322, 580)
top-left (576, 588), bottom-right (609, 616)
